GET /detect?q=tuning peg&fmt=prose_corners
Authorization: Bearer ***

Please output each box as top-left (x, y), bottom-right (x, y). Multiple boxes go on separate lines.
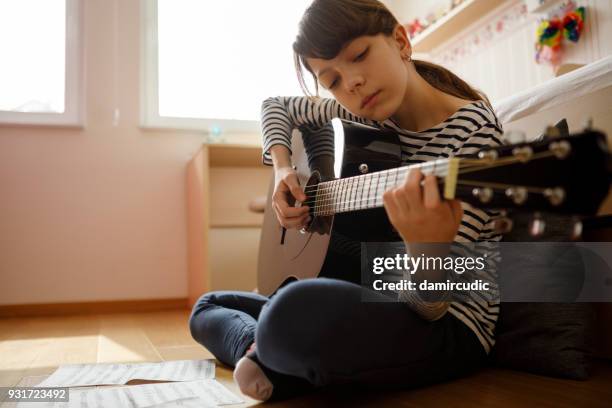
top-left (472, 187), bottom-right (493, 203)
top-left (528, 212), bottom-right (546, 237)
top-left (512, 146), bottom-right (533, 162)
top-left (571, 219), bottom-right (583, 240)
top-left (549, 140), bottom-right (571, 159)
top-left (583, 117), bottom-right (593, 131)
top-left (477, 149), bottom-right (498, 162)
top-left (505, 130), bottom-right (526, 144)
top-left (505, 187), bottom-right (528, 205)
top-left (543, 187), bottom-right (565, 206)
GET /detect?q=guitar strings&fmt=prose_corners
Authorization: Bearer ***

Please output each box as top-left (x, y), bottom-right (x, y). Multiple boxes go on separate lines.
top-left (299, 158), bottom-right (490, 199)
top-left (308, 167), bottom-right (458, 214)
top-left (299, 158), bottom-right (465, 194)
top-left (300, 160), bottom-right (475, 203)
top-left (446, 151), bottom-right (555, 176)
top-left (301, 160), bottom-right (485, 208)
top-left (303, 162), bottom-right (474, 210)
top-left (306, 150), bottom-right (557, 215)
top-left (455, 179), bottom-right (550, 194)
top-left (304, 150), bottom-right (554, 205)
top-left (299, 149), bottom-right (554, 197)
top-left (311, 180), bottom-right (549, 216)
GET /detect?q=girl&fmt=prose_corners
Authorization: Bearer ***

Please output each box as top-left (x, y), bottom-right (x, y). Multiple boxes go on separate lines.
top-left (189, 0), bottom-right (504, 402)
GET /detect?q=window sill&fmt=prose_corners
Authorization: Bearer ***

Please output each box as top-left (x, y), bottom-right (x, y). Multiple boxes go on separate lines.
top-left (0, 112), bottom-right (84, 128)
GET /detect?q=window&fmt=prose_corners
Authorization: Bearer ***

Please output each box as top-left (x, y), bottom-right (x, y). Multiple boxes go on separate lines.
top-left (141, 0), bottom-right (316, 134)
top-left (0, 0), bottom-right (83, 126)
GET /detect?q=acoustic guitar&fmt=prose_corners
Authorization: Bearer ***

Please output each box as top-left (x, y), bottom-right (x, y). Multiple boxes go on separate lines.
top-left (257, 119), bottom-right (611, 296)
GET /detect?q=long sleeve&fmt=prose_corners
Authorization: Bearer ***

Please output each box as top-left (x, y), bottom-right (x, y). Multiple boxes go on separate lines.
top-left (398, 100), bottom-right (505, 322)
top-left (260, 96), bottom-right (375, 166)
top-left (454, 102), bottom-right (505, 244)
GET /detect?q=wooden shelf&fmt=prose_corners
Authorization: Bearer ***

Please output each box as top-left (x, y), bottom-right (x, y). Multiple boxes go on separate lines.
top-left (187, 144), bottom-right (271, 301)
top-left (208, 144), bottom-right (263, 167)
top-left (411, 0), bottom-right (505, 53)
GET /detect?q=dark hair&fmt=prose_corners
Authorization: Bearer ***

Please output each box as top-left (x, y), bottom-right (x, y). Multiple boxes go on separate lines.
top-left (293, 0), bottom-right (491, 108)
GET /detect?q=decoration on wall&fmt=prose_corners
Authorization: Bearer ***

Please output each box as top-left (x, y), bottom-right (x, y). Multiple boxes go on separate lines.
top-left (433, 1), bottom-right (529, 66)
top-left (405, 18), bottom-right (425, 38)
top-left (535, 18), bottom-right (564, 64)
top-left (535, 1), bottom-right (586, 67)
top-left (404, 0), bottom-right (468, 40)
top-left (562, 6), bottom-right (585, 41)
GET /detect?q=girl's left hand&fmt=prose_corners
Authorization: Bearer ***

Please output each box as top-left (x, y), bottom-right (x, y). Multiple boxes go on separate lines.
top-left (382, 168), bottom-right (463, 243)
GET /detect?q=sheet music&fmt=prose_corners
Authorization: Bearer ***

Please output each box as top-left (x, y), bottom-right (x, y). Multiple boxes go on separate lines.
top-left (35, 360), bottom-right (215, 387)
top-left (16, 379), bottom-right (243, 408)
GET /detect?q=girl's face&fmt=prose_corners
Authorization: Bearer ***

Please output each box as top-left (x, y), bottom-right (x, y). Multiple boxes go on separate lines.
top-left (305, 26), bottom-right (410, 122)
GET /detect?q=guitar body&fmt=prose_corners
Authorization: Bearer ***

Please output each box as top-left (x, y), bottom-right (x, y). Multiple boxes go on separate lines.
top-left (257, 121), bottom-right (403, 296)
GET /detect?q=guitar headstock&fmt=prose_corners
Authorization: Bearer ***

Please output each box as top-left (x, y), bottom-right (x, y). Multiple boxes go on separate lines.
top-left (453, 128), bottom-right (611, 216)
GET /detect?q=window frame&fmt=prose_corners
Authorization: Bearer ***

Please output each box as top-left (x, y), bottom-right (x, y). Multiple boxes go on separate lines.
top-left (140, 0), bottom-right (261, 134)
top-left (0, 0), bottom-right (85, 127)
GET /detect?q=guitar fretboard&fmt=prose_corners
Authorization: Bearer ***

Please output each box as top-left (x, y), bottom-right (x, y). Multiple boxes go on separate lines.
top-left (310, 158), bottom-right (453, 216)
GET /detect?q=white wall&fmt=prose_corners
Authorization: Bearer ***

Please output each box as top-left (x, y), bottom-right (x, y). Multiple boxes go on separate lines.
top-left (385, 0), bottom-right (612, 104)
top-left (0, 0), bottom-right (209, 304)
top-left (384, 0), bottom-right (450, 24)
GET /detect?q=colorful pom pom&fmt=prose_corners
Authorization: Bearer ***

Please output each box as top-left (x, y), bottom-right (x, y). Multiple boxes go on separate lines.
top-left (562, 6), bottom-right (585, 42)
top-left (534, 4), bottom-right (586, 66)
top-left (537, 18), bottom-right (563, 48)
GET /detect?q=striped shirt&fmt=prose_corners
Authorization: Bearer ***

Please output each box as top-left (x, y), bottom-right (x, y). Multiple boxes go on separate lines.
top-left (260, 95), bottom-right (504, 354)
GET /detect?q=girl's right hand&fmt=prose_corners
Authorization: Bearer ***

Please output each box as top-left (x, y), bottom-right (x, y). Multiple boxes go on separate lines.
top-left (272, 166), bottom-right (310, 229)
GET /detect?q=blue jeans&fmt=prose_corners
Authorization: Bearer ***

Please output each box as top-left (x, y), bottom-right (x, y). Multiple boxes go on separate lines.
top-left (189, 277), bottom-right (487, 390)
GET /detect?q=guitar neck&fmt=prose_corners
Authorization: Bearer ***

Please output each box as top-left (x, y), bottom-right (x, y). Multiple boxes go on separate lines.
top-left (304, 129), bottom-right (610, 218)
top-left (310, 158), bottom-right (458, 216)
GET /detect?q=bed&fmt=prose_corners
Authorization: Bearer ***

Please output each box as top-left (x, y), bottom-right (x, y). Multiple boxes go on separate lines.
top-left (493, 56), bottom-right (612, 362)
top-left (493, 55), bottom-right (612, 215)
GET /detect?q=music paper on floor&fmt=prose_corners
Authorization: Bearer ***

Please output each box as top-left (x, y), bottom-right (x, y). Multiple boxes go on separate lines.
top-left (35, 360), bottom-right (215, 387)
top-left (16, 379), bottom-right (243, 408)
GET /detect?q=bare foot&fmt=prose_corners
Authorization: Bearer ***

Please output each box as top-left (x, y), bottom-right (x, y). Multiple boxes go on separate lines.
top-left (233, 355), bottom-right (273, 401)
